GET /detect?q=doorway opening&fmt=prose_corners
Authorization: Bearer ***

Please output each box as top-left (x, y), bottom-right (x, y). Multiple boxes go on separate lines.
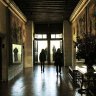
top-left (50, 40), bottom-right (62, 64)
top-left (33, 33), bottom-right (63, 65)
top-left (34, 40), bottom-right (48, 64)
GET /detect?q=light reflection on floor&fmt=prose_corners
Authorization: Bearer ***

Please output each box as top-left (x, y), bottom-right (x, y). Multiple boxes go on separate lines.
top-left (1, 65), bottom-right (87, 96)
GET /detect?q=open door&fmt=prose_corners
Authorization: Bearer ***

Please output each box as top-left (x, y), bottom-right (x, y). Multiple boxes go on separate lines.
top-left (34, 40), bottom-right (48, 64)
top-left (50, 40), bottom-right (63, 64)
top-left (33, 34), bottom-right (63, 65)
top-left (33, 40), bottom-right (38, 64)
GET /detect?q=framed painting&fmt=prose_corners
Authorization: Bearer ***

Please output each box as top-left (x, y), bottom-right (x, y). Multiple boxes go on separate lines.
top-left (12, 44), bottom-right (22, 64)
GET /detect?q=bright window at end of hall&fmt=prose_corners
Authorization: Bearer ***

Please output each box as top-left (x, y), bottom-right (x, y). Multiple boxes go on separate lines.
top-left (43, 34), bottom-right (47, 38)
top-left (35, 34), bottom-right (38, 38)
top-left (37, 34), bottom-right (42, 38)
top-left (35, 34), bottom-right (42, 38)
top-left (51, 34), bottom-right (55, 38)
top-left (56, 34), bottom-right (62, 38)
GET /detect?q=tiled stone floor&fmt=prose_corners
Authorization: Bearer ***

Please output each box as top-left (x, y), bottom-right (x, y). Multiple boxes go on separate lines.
top-left (1, 65), bottom-right (88, 96)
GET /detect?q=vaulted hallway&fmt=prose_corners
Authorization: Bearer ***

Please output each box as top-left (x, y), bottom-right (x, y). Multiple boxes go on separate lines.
top-left (1, 65), bottom-right (85, 96)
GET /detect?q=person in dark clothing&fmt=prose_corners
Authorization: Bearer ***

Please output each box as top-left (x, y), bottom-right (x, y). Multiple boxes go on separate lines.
top-left (54, 48), bottom-right (63, 75)
top-left (39, 49), bottom-right (46, 72)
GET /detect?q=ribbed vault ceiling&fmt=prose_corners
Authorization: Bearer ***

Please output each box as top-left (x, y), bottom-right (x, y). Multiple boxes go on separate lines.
top-left (13, 0), bottom-right (79, 23)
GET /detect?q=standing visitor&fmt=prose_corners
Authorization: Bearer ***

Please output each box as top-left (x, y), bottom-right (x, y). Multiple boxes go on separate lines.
top-left (54, 48), bottom-right (63, 75)
top-left (39, 49), bottom-right (46, 72)
top-left (52, 46), bottom-right (56, 61)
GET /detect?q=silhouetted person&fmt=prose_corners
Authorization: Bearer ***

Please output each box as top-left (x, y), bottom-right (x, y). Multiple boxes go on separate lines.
top-left (39, 49), bottom-right (46, 72)
top-left (54, 48), bottom-right (63, 75)
top-left (13, 47), bottom-right (18, 62)
top-left (52, 46), bottom-right (56, 61)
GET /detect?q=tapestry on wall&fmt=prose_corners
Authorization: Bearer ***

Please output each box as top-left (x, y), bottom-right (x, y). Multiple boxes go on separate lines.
top-left (77, 9), bottom-right (86, 37)
top-left (10, 13), bottom-right (26, 44)
top-left (87, 0), bottom-right (96, 34)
